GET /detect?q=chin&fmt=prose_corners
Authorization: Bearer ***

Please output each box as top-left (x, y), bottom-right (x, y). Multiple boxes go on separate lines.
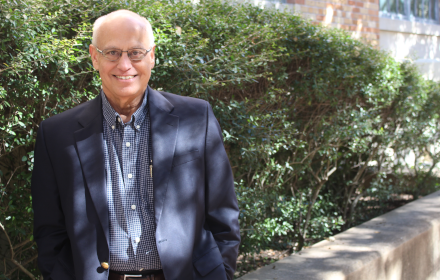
top-left (116, 87), bottom-right (144, 98)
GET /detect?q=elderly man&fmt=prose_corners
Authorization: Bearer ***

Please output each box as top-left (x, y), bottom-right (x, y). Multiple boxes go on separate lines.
top-left (31, 9), bottom-right (240, 280)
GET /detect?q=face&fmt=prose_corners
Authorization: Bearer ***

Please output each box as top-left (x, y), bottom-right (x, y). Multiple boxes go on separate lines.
top-left (89, 16), bottom-right (155, 104)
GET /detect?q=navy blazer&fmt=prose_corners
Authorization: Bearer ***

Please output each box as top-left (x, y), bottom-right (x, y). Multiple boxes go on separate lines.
top-left (31, 87), bottom-right (240, 280)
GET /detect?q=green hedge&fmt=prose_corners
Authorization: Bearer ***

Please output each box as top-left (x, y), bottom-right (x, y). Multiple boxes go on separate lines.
top-left (1, 0), bottom-right (440, 278)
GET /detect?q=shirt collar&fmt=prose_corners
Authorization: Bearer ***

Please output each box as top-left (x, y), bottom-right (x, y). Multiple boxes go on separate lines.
top-left (101, 88), bottom-right (149, 130)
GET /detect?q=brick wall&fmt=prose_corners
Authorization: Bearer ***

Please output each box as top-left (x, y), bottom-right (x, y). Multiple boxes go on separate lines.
top-left (287, 0), bottom-right (380, 46)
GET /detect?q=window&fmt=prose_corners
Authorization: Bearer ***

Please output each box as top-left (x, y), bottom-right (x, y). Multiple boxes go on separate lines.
top-left (380, 0), bottom-right (438, 22)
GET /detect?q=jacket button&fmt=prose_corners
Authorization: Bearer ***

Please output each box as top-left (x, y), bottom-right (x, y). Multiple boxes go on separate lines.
top-left (101, 262), bottom-right (109, 270)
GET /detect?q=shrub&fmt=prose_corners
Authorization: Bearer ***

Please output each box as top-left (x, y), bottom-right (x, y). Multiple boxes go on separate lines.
top-left (1, 0), bottom-right (439, 278)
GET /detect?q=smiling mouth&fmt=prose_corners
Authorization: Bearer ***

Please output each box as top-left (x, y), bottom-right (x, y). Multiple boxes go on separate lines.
top-left (115, 75), bottom-right (136, 80)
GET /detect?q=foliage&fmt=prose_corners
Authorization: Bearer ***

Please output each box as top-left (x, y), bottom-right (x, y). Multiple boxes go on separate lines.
top-left (0, 0), bottom-right (101, 278)
top-left (1, 0), bottom-right (439, 279)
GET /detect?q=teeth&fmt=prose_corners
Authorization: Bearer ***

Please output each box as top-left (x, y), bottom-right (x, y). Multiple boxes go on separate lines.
top-left (116, 75), bottom-right (135, 80)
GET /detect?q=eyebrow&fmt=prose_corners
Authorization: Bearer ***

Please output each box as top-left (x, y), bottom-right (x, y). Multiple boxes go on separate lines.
top-left (104, 45), bottom-right (146, 49)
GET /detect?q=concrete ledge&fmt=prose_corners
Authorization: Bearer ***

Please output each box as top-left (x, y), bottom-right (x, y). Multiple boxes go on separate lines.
top-left (239, 190), bottom-right (440, 280)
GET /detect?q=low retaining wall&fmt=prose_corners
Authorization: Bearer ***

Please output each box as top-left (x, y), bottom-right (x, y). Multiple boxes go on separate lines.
top-left (239, 190), bottom-right (440, 280)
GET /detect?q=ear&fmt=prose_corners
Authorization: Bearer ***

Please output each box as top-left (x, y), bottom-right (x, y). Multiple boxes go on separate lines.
top-left (89, 44), bottom-right (100, 71)
top-left (149, 45), bottom-right (156, 69)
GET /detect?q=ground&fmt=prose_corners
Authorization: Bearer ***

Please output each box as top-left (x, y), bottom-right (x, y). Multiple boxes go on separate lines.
top-left (235, 248), bottom-right (293, 278)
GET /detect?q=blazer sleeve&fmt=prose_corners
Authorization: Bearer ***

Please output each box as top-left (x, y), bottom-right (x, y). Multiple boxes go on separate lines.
top-left (204, 103), bottom-right (241, 280)
top-left (31, 121), bottom-right (74, 280)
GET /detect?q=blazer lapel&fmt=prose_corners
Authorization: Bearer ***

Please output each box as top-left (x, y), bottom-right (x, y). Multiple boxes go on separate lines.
top-left (74, 95), bottom-right (109, 244)
top-left (148, 87), bottom-right (179, 226)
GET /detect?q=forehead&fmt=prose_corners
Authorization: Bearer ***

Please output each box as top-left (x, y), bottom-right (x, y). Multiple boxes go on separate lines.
top-left (97, 16), bottom-right (149, 49)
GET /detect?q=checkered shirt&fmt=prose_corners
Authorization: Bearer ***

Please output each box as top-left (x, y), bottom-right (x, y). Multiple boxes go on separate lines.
top-left (101, 89), bottom-right (162, 271)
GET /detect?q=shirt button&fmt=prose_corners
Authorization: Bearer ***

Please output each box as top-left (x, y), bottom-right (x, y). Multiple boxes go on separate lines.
top-left (118, 117), bottom-right (122, 123)
top-left (131, 205), bottom-right (136, 210)
top-left (111, 125), bottom-right (115, 130)
top-left (126, 142), bottom-right (130, 147)
top-left (135, 237), bottom-right (140, 243)
top-left (136, 125), bottom-right (140, 129)
top-left (128, 174), bottom-right (133, 179)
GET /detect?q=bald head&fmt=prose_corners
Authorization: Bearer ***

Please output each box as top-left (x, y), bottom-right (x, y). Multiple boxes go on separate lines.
top-left (92, 9), bottom-right (155, 48)
top-left (88, 9), bottom-right (157, 108)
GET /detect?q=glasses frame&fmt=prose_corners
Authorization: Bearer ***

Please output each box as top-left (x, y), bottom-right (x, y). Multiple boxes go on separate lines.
top-left (95, 46), bottom-right (153, 62)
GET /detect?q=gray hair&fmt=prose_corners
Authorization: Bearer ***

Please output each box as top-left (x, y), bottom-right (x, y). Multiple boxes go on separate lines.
top-left (91, 9), bottom-right (155, 47)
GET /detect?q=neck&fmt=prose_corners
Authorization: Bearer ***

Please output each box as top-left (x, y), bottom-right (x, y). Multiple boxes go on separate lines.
top-left (104, 92), bottom-right (144, 123)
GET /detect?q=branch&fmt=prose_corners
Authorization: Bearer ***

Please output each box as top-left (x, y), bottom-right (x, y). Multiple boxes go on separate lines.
top-left (10, 259), bottom-right (36, 279)
top-left (4, 164), bottom-right (26, 188)
top-left (352, 144), bottom-right (379, 185)
top-left (0, 221), bottom-right (14, 259)
top-left (1, 222), bottom-right (37, 279)
top-left (346, 189), bottom-right (369, 228)
top-left (5, 254), bottom-right (38, 277)
top-left (13, 239), bottom-right (32, 251)
top-left (301, 180), bottom-right (326, 241)
top-left (326, 166), bottom-right (337, 178)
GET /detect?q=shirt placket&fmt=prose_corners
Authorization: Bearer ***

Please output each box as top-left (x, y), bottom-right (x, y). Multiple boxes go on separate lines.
top-left (121, 120), bottom-right (142, 268)
top-left (109, 122), bottom-right (132, 270)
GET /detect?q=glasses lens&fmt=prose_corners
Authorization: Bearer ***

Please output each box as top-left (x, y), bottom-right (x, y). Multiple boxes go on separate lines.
top-left (128, 49), bottom-right (146, 61)
top-left (103, 49), bottom-right (122, 61)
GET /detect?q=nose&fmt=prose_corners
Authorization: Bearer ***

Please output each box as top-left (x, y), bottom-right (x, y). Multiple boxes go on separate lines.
top-left (117, 52), bottom-right (132, 71)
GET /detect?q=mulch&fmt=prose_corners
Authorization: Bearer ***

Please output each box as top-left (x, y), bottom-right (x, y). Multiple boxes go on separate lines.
top-left (234, 248), bottom-right (293, 278)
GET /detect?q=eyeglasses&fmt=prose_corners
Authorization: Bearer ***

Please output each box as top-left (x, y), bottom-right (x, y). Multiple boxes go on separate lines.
top-left (95, 46), bottom-right (153, 62)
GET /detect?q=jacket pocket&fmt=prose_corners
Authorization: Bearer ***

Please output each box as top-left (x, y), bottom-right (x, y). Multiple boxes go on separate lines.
top-left (172, 150), bottom-right (199, 167)
top-left (193, 246), bottom-right (224, 277)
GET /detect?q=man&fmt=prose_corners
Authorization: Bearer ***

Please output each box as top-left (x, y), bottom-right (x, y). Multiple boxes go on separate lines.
top-left (31, 9), bottom-right (240, 280)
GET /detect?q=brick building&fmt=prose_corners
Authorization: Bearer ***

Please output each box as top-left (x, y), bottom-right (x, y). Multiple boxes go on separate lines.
top-left (246, 0), bottom-right (440, 80)
top-left (287, 0), bottom-right (380, 46)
